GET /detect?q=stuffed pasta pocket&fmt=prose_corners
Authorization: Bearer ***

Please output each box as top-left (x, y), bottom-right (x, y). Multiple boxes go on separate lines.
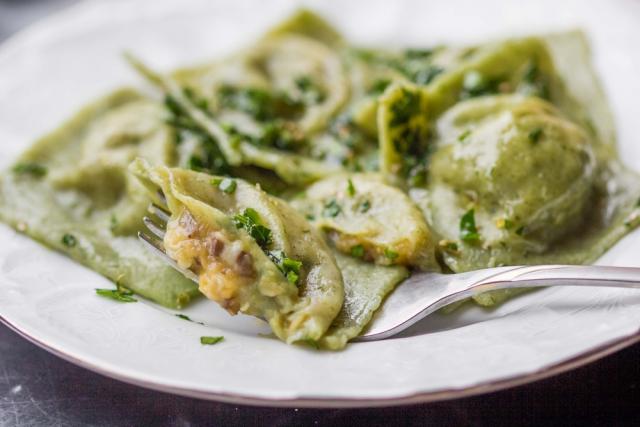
top-left (132, 159), bottom-right (344, 345)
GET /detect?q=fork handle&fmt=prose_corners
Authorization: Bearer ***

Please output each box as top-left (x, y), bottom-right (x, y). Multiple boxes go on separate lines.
top-left (356, 264), bottom-right (640, 342)
top-left (472, 265), bottom-right (640, 292)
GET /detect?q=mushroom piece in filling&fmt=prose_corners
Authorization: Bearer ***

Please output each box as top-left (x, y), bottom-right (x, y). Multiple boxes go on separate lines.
top-left (164, 209), bottom-right (255, 314)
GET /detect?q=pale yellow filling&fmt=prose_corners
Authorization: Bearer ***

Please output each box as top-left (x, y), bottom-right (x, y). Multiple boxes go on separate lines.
top-left (164, 209), bottom-right (254, 314)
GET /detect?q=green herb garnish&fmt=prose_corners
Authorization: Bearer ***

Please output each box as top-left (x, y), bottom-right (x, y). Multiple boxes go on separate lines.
top-left (164, 94), bottom-right (183, 117)
top-left (528, 127), bottom-right (543, 143)
top-left (460, 209), bottom-right (481, 243)
top-left (200, 336), bottom-right (224, 345)
top-left (268, 250), bottom-right (303, 285)
top-left (389, 88), bottom-right (420, 127)
top-left (95, 288), bottom-right (137, 303)
top-left (183, 87), bottom-right (209, 113)
top-left (233, 208), bottom-right (273, 249)
top-left (163, 94), bottom-right (230, 175)
top-left (295, 75), bottom-right (326, 104)
top-left (257, 121), bottom-right (306, 151)
top-left (12, 162), bottom-right (47, 177)
top-left (458, 129), bottom-right (472, 142)
top-left (218, 178), bottom-right (237, 194)
top-left (518, 60), bottom-right (549, 99)
top-left (217, 84), bottom-right (304, 122)
top-left (175, 314), bottom-right (204, 325)
top-left (496, 218), bottom-right (514, 230)
top-left (62, 234), bottom-right (77, 248)
top-left (347, 179), bottom-right (356, 196)
top-left (359, 200), bottom-right (371, 213)
top-left (322, 199), bottom-right (342, 217)
top-left (515, 226), bottom-right (526, 236)
top-left (411, 65), bottom-right (443, 85)
top-left (404, 48), bottom-right (435, 59)
top-left (460, 71), bottom-right (501, 99)
top-left (367, 79), bottom-right (391, 96)
top-left (350, 244), bottom-right (365, 258)
top-left (384, 248), bottom-right (399, 260)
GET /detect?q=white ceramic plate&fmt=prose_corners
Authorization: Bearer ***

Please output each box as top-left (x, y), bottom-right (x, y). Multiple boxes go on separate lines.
top-left (1, 0), bottom-right (640, 408)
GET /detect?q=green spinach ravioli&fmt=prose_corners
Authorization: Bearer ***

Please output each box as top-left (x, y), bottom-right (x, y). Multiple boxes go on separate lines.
top-left (2, 9), bottom-right (639, 348)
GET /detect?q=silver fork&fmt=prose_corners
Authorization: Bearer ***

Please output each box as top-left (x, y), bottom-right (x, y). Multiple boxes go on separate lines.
top-left (138, 202), bottom-right (640, 342)
top-left (138, 202), bottom-right (199, 284)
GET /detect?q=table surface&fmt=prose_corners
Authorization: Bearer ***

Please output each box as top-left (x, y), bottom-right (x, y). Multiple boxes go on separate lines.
top-left (1, 1), bottom-right (639, 425)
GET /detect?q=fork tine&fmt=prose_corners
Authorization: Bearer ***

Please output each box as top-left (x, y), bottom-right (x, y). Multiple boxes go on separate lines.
top-left (138, 231), bottom-right (199, 283)
top-left (156, 189), bottom-right (168, 207)
top-left (138, 230), bottom-right (165, 253)
top-left (148, 203), bottom-right (170, 223)
top-left (143, 216), bottom-right (166, 239)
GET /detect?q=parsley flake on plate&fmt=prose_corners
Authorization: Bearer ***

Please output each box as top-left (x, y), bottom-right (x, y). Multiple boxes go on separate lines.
top-left (200, 336), bottom-right (224, 345)
top-left (95, 288), bottom-right (137, 303)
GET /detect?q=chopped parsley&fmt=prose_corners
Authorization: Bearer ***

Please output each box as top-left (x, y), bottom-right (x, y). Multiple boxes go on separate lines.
top-left (110, 215), bottom-right (118, 232)
top-left (458, 129), bottom-right (472, 142)
top-left (223, 121), bottom-right (305, 152)
top-left (232, 210), bottom-right (302, 284)
top-left (404, 48), bottom-right (435, 59)
top-left (200, 336), bottom-right (224, 345)
top-left (258, 121), bottom-right (306, 151)
top-left (213, 177), bottom-right (236, 194)
top-left (496, 218), bottom-right (514, 230)
top-left (389, 88), bottom-right (420, 127)
top-left (61, 234), bottom-right (77, 248)
top-left (217, 84), bottom-right (304, 122)
top-left (163, 93), bottom-right (230, 175)
top-left (411, 65), bottom-right (443, 85)
top-left (175, 314), bottom-right (204, 325)
top-left (518, 60), bottom-right (550, 99)
top-left (359, 200), bottom-right (371, 213)
top-left (353, 47), bottom-right (442, 86)
top-left (268, 250), bottom-right (303, 285)
top-left (386, 89), bottom-right (432, 182)
top-left (460, 209), bottom-right (481, 243)
top-left (95, 288), bottom-right (137, 303)
top-left (367, 78), bottom-right (391, 96)
top-left (515, 226), bottom-right (526, 236)
top-left (322, 199), bottom-right (342, 217)
top-left (164, 94), bottom-right (183, 117)
top-left (347, 179), bottom-right (356, 196)
top-left (295, 75), bottom-right (326, 104)
top-left (384, 248), bottom-right (399, 260)
top-left (391, 126), bottom-right (425, 159)
top-left (182, 87), bottom-right (210, 114)
top-left (528, 127), bottom-right (543, 143)
top-left (460, 71), bottom-right (501, 99)
top-left (12, 162), bottom-right (47, 177)
top-left (350, 244), bottom-right (365, 258)
top-left (232, 208), bottom-right (272, 249)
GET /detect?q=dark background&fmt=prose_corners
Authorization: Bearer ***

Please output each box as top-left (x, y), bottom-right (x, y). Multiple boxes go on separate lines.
top-left (1, 1), bottom-right (639, 425)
